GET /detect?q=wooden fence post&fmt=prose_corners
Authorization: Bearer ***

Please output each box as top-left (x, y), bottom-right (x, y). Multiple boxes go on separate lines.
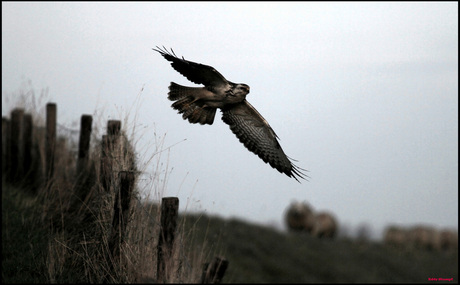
top-left (109, 171), bottom-right (136, 262)
top-left (46, 103), bottom-right (56, 184)
top-left (107, 120), bottom-right (121, 137)
top-left (201, 256), bottom-right (229, 284)
top-left (76, 115), bottom-right (92, 175)
top-left (100, 120), bottom-right (122, 194)
top-left (70, 115), bottom-right (94, 207)
top-left (22, 114), bottom-right (33, 183)
top-left (157, 197), bottom-right (179, 282)
top-left (2, 117), bottom-right (8, 173)
top-left (8, 109), bottom-right (24, 184)
top-left (100, 135), bottom-right (110, 192)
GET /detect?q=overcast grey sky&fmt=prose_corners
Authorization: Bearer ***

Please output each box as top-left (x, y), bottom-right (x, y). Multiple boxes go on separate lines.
top-left (2, 2), bottom-right (458, 238)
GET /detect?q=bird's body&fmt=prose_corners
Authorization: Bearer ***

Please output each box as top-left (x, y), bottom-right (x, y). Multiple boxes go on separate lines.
top-left (153, 46), bottom-right (307, 182)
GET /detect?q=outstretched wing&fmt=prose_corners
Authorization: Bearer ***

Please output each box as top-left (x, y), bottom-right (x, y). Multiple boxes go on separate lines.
top-left (221, 100), bottom-right (307, 182)
top-left (153, 46), bottom-right (228, 88)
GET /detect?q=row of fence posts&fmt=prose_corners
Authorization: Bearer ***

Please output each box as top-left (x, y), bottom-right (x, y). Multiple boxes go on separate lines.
top-left (2, 103), bottom-right (228, 283)
top-left (2, 103), bottom-right (59, 187)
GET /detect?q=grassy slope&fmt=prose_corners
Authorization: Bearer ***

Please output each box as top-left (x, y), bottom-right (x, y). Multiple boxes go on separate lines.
top-left (2, 183), bottom-right (458, 283)
top-left (181, 214), bottom-right (458, 283)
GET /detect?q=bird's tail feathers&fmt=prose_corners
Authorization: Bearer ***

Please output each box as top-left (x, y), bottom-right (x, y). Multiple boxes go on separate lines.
top-left (169, 83), bottom-right (216, 125)
top-left (168, 82), bottom-right (202, 100)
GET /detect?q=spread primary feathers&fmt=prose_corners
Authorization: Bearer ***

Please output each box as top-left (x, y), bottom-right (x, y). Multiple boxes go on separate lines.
top-left (153, 46), bottom-right (307, 182)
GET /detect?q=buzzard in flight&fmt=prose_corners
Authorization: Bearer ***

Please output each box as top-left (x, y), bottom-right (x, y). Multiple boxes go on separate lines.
top-left (153, 47), bottom-right (307, 182)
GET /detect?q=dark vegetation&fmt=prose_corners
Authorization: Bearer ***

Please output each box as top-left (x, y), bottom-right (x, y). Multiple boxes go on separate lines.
top-left (3, 181), bottom-right (458, 283)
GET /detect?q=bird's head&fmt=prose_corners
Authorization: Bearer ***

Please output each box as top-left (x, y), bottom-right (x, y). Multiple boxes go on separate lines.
top-left (235, 84), bottom-right (250, 96)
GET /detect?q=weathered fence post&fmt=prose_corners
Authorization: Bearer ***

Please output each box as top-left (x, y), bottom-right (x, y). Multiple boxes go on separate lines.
top-left (8, 109), bottom-right (24, 183)
top-left (100, 135), bottom-right (111, 192)
top-left (70, 115), bottom-right (95, 211)
top-left (2, 117), bottom-right (9, 173)
top-left (76, 115), bottom-right (93, 175)
top-left (46, 103), bottom-right (57, 184)
top-left (201, 256), bottom-right (229, 284)
top-left (109, 171), bottom-right (136, 263)
top-left (157, 197), bottom-right (179, 282)
top-left (107, 120), bottom-right (121, 137)
top-left (100, 120), bottom-right (121, 194)
top-left (22, 114), bottom-right (33, 183)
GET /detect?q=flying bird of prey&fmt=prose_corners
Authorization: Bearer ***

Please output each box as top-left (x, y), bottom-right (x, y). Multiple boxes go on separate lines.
top-left (153, 46), bottom-right (307, 182)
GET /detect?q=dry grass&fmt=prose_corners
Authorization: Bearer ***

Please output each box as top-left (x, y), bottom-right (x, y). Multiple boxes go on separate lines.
top-left (2, 84), bottom-right (209, 283)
